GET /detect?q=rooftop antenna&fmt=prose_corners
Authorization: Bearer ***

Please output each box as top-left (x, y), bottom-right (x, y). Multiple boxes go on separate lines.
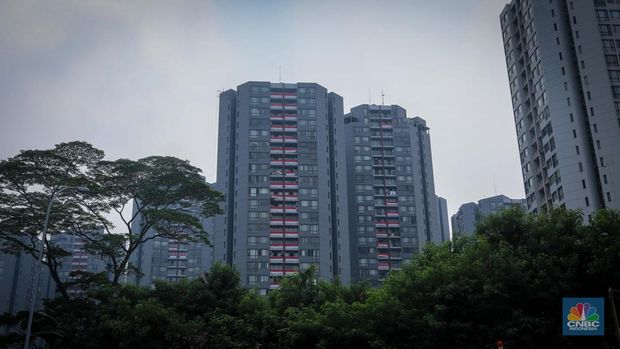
top-left (381, 90), bottom-right (385, 106)
top-left (279, 65), bottom-right (282, 83)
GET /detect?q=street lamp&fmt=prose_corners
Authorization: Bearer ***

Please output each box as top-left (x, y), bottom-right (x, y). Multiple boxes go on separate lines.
top-left (23, 186), bottom-right (90, 349)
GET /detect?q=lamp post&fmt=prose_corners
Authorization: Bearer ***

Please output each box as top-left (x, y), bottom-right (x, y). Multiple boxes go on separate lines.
top-left (23, 186), bottom-right (90, 349)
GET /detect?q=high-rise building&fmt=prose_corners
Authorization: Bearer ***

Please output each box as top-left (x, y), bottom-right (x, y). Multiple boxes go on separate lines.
top-left (343, 104), bottom-right (441, 285)
top-left (450, 202), bottom-right (479, 238)
top-left (128, 204), bottom-right (215, 288)
top-left (214, 81), bottom-right (350, 293)
top-left (51, 232), bottom-right (109, 296)
top-left (501, 0), bottom-right (620, 216)
top-left (0, 249), bottom-right (54, 315)
top-left (436, 196), bottom-right (450, 242)
top-left (0, 232), bottom-right (105, 314)
top-left (451, 194), bottom-right (526, 236)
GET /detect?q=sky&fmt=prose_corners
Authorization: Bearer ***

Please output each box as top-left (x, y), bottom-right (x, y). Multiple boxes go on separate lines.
top-left (0, 0), bottom-right (521, 223)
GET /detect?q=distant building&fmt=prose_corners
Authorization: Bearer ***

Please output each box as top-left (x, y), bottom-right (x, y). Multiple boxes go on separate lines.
top-left (128, 202), bottom-right (215, 288)
top-left (51, 232), bottom-right (109, 296)
top-left (213, 81), bottom-right (351, 293)
top-left (436, 196), bottom-right (450, 242)
top-left (343, 104), bottom-right (441, 285)
top-left (0, 231), bottom-right (107, 314)
top-left (500, 0), bottom-right (620, 215)
top-left (451, 195), bottom-right (526, 236)
top-left (0, 248), bottom-right (54, 315)
top-left (451, 202), bottom-right (479, 238)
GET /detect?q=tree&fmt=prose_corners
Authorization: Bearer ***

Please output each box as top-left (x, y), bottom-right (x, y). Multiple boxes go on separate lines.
top-left (0, 141), bottom-right (223, 298)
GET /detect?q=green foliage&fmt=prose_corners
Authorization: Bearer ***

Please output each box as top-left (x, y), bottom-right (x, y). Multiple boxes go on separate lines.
top-left (2, 163), bottom-right (620, 349)
top-left (0, 141), bottom-right (223, 297)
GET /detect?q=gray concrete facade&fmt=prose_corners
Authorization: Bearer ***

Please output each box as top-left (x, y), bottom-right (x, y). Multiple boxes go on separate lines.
top-left (127, 203), bottom-right (214, 288)
top-left (436, 196), bottom-right (450, 242)
top-left (0, 249), bottom-right (54, 315)
top-left (214, 82), bottom-right (350, 293)
top-left (343, 104), bottom-right (441, 285)
top-left (451, 194), bottom-right (526, 236)
top-left (501, 0), bottom-right (620, 216)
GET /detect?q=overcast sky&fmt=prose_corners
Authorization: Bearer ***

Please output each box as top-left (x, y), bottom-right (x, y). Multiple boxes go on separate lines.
top-left (0, 0), bottom-right (520, 222)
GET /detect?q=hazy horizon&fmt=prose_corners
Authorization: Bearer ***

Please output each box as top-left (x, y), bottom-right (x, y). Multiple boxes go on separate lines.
top-left (0, 0), bottom-right (520, 223)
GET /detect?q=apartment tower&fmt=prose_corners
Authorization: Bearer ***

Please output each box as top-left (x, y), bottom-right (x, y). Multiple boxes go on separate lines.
top-left (343, 104), bottom-right (441, 285)
top-left (501, 0), bottom-right (620, 216)
top-left (214, 82), bottom-right (350, 293)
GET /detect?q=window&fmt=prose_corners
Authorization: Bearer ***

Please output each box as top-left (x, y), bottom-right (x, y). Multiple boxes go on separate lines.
top-left (606, 55), bottom-right (619, 66)
top-left (579, 162), bottom-right (583, 172)
top-left (247, 236), bottom-right (269, 245)
top-left (597, 9), bottom-right (609, 20)
top-left (585, 197), bottom-right (590, 207)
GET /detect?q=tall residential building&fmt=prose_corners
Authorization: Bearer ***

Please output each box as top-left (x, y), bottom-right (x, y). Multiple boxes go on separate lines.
top-left (0, 232), bottom-right (101, 314)
top-left (436, 196), bottom-right (450, 242)
top-left (51, 232), bottom-right (109, 296)
top-left (343, 104), bottom-right (441, 285)
top-left (501, 0), bottom-right (620, 216)
top-left (214, 81), bottom-right (350, 293)
top-left (0, 249), bottom-right (54, 315)
top-left (128, 204), bottom-right (215, 288)
top-left (451, 194), bottom-right (526, 236)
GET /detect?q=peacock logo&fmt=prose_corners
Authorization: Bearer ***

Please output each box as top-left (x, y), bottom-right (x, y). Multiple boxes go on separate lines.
top-left (567, 303), bottom-right (599, 322)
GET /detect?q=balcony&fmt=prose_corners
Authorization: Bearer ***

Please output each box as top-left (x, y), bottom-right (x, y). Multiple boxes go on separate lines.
top-left (270, 269), bottom-right (299, 276)
top-left (378, 264), bottom-right (390, 271)
top-left (377, 253), bottom-right (390, 260)
top-left (270, 170), bottom-right (297, 177)
top-left (374, 182), bottom-right (397, 188)
top-left (269, 231), bottom-right (299, 238)
top-left (372, 153), bottom-right (395, 158)
top-left (270, 92), bottom-right (297, 99)
top-left (271, 193), bottom-right (299, 201)
top-left (270, 125), bottom-right (298, 132)
top-left (270, 206), bottom-right (298, 214)
top-left (270, 181), bottom-right (299, 190)
top-left (269, 256), bottom-right (300, 264)
top-left (269, 243), bottom-right (300, 251)
top-left (270, 136), bottom-right (298, 143)
top-left (269, 219), bottom-right (299, 226)
top-left (270, 114), bottom-right (298, 122)
top-left (374, 191), bottom-right (398, 197)
top-left (270, 159), bottom-right (298, 166)
top-left (270, 103), bottom-right (297, 110)
top-left (270, 147), bottom-right (298, 155)
top-left (372, 161), bottom-right (395, 168)
top-left (167, 264), bottom-right (188, 269)
top-left (370, 133), bottom-right (393, 139)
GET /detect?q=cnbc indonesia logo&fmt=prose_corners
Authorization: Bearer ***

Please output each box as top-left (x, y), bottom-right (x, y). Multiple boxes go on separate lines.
top-left (563, 298), bottom-right (604, 336)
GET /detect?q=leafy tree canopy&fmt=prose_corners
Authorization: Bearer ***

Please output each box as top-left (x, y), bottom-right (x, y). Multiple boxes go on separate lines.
top-left (0, 141), bottom-right (223, 297)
